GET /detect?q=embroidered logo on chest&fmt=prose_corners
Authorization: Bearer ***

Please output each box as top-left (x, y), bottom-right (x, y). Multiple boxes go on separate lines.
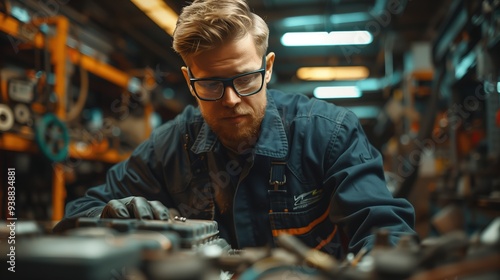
top-left (293, 189), bottom-right (323, 210)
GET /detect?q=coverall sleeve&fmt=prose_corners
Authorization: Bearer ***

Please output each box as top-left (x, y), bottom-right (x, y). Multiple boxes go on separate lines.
top-left (326, 110), bottom-right (417, 253)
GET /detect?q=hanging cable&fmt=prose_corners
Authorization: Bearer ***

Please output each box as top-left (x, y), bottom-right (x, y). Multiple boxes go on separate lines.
top-left (66, 64), bottom-right (88, 123)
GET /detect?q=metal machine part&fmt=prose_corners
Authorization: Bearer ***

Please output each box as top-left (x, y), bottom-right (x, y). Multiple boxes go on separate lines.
top-left (0, 235), bottom-right (143, 280)
top-left (7, 78), bottom-right (35, 103)
top-left (75, 217), bottom-right (225, 250)
top-left (34, 113), bottom-right (69, 162)
top-left (2, 218), bottom-right (499, 280)
top-left (0, 103), bottom-right (14, 131)
top-left (13, 103), bottom-right (32, 125)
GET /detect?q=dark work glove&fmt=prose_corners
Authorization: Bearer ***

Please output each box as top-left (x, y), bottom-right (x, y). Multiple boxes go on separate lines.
top-left (101, 196), bottom-right (170, 220)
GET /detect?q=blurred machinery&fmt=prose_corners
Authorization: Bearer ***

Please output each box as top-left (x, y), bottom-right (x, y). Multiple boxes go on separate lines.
top-left (372, 0), bottom-right (500, 241)
top-left (0, 0), bottom-right (186, 222)
top-left (426, 0), bottom-right (500, 238)
top-left (0, 217), bottom-right (499, 280)
top-left (1, 0), bottom-right (500, 279)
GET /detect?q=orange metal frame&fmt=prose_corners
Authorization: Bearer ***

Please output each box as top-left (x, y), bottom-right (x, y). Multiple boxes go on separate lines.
top-left (0, 12), bottom-right (147, 221)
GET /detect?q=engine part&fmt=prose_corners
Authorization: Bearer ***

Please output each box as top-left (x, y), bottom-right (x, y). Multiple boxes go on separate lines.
top-left (34, 113), bottom-right (69, 162)
top-left (0, 235), bottom-right (143, 280)
top-left (75, 217), bottom-right (225, 249)
top-left (0, 103), bottom-right (14, 131)
top-left (276, 233), bottom-right (340, 278)
top-left (8, 78), bottom-right (35, 103)
top-left (13, 103), bottom-right (32, 125)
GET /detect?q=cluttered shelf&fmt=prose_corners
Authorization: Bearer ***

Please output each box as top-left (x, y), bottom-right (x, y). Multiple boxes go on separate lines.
top-left (0, 132), bottom-right (131, 163)
top-left (1, 9), bottom-right (157, 222)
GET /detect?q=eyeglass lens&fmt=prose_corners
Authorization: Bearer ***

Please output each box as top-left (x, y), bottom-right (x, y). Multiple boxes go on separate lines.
top-left (193, 72), bottom-right (263, 100)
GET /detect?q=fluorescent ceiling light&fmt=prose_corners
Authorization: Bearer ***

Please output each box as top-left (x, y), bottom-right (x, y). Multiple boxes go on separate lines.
top-left (313, 86), bottom-right (362, 99)
top-left (281, 15), bottom-right (323, 28)
top-left (131, 0), bottom-right (178, 35)
top-left (131, 0), bottom-right (160, 10)
top-left (281, 31), bottom-right (373, 46)
top-left (147, 9), bottom-right (178, 34)
top-left (297, 66), bottom-right (369, 81)
top-left (345, 106), bottom-right (380, 119)
top-left (330, 12), bottom-right (371, 24)
top-left (280, 12), bottom-right (372, 28)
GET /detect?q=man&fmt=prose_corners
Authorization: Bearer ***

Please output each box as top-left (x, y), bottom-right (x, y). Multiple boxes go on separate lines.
top-left (54, 0), bottom-right (416, 259)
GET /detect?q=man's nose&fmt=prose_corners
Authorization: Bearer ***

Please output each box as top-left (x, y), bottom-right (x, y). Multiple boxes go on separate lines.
top-left (220, 86), bottom-right (241, 107)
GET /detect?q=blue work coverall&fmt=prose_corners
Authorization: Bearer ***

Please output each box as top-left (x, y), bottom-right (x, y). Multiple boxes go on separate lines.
top-left (57, 89), bottom-right (416, 258)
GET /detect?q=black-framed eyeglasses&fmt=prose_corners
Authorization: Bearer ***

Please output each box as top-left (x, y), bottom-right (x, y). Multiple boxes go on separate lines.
top-left (187, 56), bottom-right (266, 101)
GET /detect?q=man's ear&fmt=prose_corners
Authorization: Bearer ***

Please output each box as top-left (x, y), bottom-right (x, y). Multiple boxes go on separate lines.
top-left (265, 52), bottom-right (276, 83)
top-left (181, 66), bottom-right (195, 97)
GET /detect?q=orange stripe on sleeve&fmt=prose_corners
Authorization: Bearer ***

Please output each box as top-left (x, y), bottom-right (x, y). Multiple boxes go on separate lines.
top-left (315, 224), bottom-right (337, 250)
top-left (271, 208), bottom-right (330, 236)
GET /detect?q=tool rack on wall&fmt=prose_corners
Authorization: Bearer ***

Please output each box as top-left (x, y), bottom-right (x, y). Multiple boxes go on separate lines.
top-left (0, 11), bottom-right (154, 221)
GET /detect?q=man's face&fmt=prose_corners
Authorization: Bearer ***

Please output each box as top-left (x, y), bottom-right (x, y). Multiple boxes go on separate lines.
top-left (182, 35), bottom-right (275, 152)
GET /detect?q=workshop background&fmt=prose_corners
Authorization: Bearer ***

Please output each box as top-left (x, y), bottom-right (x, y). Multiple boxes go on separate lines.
top-left (0, 0), bottom-right (500, 278)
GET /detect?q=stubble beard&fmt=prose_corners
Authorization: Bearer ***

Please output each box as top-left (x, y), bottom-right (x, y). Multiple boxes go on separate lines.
top-left (201, 104), bottom-right (265, 153)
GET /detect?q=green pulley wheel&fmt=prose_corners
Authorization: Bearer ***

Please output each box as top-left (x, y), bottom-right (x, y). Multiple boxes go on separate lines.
top-left (34, 113), bottom-right (69, 162)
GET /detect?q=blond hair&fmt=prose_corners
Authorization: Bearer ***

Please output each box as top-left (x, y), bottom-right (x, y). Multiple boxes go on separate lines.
top-left (173, 0), bottom-right (269, 62)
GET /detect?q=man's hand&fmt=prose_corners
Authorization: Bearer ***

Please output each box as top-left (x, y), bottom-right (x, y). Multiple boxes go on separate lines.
top-left (101, 196), bottom-right (170, 220)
